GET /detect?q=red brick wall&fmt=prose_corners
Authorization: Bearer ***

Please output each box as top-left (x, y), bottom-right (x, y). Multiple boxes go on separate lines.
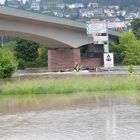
top-left (81, 58), bottom-right (102, 69)
top-left (48, 48), bottom-right (81, 71)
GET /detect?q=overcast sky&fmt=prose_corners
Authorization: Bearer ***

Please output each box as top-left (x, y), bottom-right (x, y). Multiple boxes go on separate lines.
top-left (0, 0), bottom-right (4, 4)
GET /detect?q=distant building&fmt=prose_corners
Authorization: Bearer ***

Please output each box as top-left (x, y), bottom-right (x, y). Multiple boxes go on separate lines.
top-left (66, 3), bottom-right (84, 9)
top-left (30, 1), bottom-right (40, 11)
top-left (79, 8), bottom-right (102, 18)
top-left (56, 3), bottom-right (65, 9)
top-left (88, 3), bottom-right (98, 8)
top-left (53, 10), bottom-right (63, 17)
top-left (104, 9), bottom-right (112, 17)
top-left (121, 10), bottom-right (126, 16)
top-left (108, 5), bottom-right (119, 10)
top-left (5, 0), bottom-right (23, 8)
top-left (125, 12), bottom-right (138, 20)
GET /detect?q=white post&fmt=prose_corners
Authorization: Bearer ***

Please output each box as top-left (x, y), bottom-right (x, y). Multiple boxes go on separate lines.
top-left (104, 21), bottom-right (109, 53)
top-left (1, 35), bottom-right (3, 48)
top-left (104, 43), bottom-right (109, 53)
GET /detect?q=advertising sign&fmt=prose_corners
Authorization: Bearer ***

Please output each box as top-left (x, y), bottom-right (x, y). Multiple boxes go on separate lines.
top-left (107, 21), bottom-right (128, 31)
top-left (86, 19), bottom-right (108, 46)
top-left (86, 20), bottom-right (107, 36)
top-left (93, 36), bottom-right (108, 44)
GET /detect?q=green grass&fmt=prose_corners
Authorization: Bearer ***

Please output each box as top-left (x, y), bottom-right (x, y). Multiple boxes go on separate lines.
top-left (0, 75), bottom-right (140, 96)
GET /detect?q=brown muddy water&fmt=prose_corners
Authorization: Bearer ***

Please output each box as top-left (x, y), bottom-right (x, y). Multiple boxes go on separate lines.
top-left (0, 94), bottom-right (140, 140)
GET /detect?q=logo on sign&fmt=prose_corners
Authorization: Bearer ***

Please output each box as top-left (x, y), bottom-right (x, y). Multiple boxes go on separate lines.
top-left (106, 54), bottom-right (111, 61)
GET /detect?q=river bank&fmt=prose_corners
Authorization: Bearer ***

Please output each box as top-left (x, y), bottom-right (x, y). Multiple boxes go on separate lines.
top-left (0, 75), bottom-right (139, 95)
top-left (13, 66), bottom-right (140, 78)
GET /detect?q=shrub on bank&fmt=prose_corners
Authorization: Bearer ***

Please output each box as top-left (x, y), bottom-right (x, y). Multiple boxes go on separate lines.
top-left (0, 48), bottom-right (18, 78)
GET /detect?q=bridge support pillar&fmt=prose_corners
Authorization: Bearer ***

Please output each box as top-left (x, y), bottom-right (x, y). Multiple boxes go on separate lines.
top-left (48, 48), bottom-right (81, 71)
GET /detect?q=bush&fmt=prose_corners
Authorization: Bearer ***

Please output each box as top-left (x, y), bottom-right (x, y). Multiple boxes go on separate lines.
top-left (128, 65), bottom-right (134, 73)
top-left (15, 38), bottom-right (39, 62)
top-left (112, 32), bottom-right (140, 65)
top-left (0, 48), bottom-right (18, 78)
top-left (15, 39), bottom-right (48, 68)
top-left (110, 43), bottom-right (124, 64)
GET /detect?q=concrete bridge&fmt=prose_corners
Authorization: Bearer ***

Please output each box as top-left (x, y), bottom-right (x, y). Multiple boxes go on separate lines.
top-left (0, 6), bottom-right (121, 71)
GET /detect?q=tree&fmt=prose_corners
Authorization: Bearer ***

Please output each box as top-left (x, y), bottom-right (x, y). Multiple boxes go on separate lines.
top-left (118, 32), bottom-right (140, 65)
top-left (15, 38), bottom-right (39, 62)
top-left (110, 32), bottom-right (136, 64)
top-left (15, 38), bottom-right (39, 68)
top-left (123, 40), bottom-right (140, 65)
top-left (15, 38), bottom-right (48, 68)
top-left (110, 32), bottom-right (140, 65)
top-left (0, 48), bottom-right (18, 78)
top-left (109, 43), bottom-right (124, 64)
top-left (131, 18), bottom-right (140, 40)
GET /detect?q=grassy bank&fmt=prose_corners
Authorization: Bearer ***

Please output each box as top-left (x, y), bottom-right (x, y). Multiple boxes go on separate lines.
top-left (0, 75), bottom-right (140, 96)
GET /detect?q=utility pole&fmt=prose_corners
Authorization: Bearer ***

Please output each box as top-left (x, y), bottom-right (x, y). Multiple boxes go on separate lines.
top-left (103, 21), bottom-right (109, 53)
top-left (1, 35), bottom-right (3, 48)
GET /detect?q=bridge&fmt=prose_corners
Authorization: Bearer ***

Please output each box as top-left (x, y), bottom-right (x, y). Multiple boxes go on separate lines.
top-left (0, 6), bottom-right (121, 71)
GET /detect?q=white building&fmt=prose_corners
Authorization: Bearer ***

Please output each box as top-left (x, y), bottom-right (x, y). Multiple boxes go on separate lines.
top-left (56, 3), bottom-right (65, 9)
top-left (88, 3), bottom-right (98, 8)
top-left (30, 2), bottom-right (40, 11)
top-left (67, 3), bottom-right (84, 9)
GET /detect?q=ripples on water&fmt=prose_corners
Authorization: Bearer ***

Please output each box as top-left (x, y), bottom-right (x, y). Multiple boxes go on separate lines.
top-left (0, 96), bottom-right (140, 140)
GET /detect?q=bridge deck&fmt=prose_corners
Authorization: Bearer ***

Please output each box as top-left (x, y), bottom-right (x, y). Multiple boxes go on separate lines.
top-left (0, 6), bottom-right (121, 37)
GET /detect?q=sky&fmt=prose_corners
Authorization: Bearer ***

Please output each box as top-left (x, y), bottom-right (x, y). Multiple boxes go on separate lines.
top-left (0, 0), bottom-right (5, 4)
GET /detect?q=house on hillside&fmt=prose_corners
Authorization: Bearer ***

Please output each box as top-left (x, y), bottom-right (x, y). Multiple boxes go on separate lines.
top-left (30, 1), bottom-right (40, 11)
top-left (66, 3), bottom-right (84, 9)
top-left (79, 8), bottom-right (102, 18)
top-left (88, 3), bottom-right (98, 8)
top-left (5, 0), bottom-right (23, 8)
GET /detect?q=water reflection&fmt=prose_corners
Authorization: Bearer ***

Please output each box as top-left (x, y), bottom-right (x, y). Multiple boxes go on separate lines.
top-left (0, 95), bottom-right (140, 140)
top-left (105, 97), bottom-right (117, 140)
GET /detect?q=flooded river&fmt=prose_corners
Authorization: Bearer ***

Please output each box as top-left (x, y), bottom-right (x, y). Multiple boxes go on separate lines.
top-left (0, 95), bottom-right (140, 140)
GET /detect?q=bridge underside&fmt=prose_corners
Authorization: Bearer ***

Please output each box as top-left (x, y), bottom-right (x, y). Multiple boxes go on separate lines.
top-left (0, 30), bottom-right (118, 71)
top-left (0, 30), bottom-right (119, 71)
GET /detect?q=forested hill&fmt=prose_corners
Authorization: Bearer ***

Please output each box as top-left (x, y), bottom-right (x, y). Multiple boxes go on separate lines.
top-left (63, 0), bottom-right (140, 8)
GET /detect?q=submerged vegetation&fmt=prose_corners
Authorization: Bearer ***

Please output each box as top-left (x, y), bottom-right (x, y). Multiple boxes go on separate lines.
top-left (0, 76), bottom-right (139, 96)
top-left (0, 75), bottom-right (140, 114)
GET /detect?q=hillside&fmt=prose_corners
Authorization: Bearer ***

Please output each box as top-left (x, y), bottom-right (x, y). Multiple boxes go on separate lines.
top-left (63, 0), bottom-right (140, 8)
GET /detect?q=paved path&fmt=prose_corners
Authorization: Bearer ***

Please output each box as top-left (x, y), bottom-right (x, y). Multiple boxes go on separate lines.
top-left (13, 66), bottom-right (140, 78)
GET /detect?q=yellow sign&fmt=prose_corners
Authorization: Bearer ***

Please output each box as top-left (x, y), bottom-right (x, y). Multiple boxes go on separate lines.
top-left (38, 48), bottom-right (42, 57)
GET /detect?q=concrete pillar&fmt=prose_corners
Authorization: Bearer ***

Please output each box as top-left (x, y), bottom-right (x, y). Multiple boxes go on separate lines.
top-left (48, 48), bottom-right (81, 71)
